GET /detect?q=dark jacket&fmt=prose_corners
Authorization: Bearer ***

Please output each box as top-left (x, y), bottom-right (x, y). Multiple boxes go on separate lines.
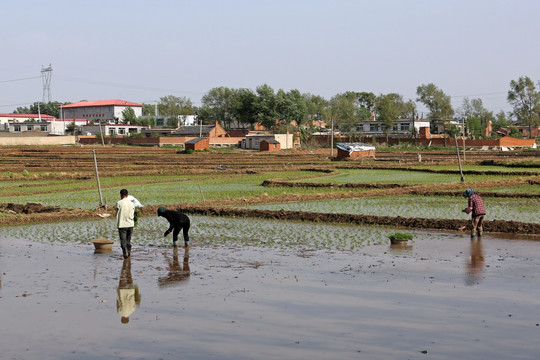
top-left (159, 210), bottom-right (190, 233)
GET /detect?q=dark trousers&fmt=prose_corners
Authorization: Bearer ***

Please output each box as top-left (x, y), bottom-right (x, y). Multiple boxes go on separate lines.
top-left (118, 227), bottom-right (134, 257)
top-left (172, 225), bottom-right (190, 245)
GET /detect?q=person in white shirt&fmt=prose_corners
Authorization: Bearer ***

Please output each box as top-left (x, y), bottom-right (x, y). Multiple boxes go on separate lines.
top-left (126, 195), bottom-right (143, 208)
top-left (115, 189), bottom-right (135, 259)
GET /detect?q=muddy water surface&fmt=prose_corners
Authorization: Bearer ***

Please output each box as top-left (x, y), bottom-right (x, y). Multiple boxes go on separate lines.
top-left (1, 233), bottom-right (539, 360)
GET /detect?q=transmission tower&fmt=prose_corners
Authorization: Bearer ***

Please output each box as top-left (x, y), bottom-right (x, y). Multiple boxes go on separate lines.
top-left (41, 64), bottom-right (53, 103)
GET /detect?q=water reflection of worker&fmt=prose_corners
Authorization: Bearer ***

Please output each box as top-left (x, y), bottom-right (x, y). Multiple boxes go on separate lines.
top-left (158, 247), bottom-right (190, 288)
top-left (465, 238), bottom-right (485, 286)
top-left (116, 258), bottom-right (141, 324)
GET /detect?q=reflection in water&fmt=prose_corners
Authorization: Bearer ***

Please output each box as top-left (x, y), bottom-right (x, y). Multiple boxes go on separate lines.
top-left (158, 247), bottom-right (190, 288)
top-left (465, 238), bottom-right (485, 286)
top-left (116, 258), bottom-right (141, 324)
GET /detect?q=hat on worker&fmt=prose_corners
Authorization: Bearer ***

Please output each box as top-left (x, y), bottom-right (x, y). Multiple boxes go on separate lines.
top-left (157, 206), bottom-right (166, 215)
top-left (463, 189), bottom-right (474, 197)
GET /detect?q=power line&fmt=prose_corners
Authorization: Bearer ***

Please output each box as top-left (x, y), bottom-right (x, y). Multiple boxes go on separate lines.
top-left (55, 75), bottom-right (204, 96)
top-left (0, 76), bottom-right (41, 84)
top-left (0, 102), bottom-right (34, 109)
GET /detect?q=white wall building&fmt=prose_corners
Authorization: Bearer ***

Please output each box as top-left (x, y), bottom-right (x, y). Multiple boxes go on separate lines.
top-left (241, 133), bottom-right (294, 150)
top-left (355, 119), bottom-right (431, 135)
top-left (60, 100), bottom-right (143, 123)
top-left (8, 120), bottom-right (65, 135)
top-left (81, 123), bottom-right (148, 136)
top-left (0, 113), bottom-right (55, 131)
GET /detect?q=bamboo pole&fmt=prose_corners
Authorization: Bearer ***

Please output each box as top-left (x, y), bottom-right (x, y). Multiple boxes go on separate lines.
top-left (454, 135), bottom-right (465, 182)
top-left (93, 150), bottom-right (104, 208)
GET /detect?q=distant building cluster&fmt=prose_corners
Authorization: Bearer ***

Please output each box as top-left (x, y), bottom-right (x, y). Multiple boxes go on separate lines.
top-left (0, 98), bottom-right (537, 152)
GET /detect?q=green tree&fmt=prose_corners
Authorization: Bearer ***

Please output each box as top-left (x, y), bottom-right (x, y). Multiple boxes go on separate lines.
top-left (142, 103), bottom-right (157, 117)
top-left (356, 92), bottom-right (376, 121)
top-left (276, 89), bottom-right (308, 128)
top-left (303, 93), bottom-right (329, 125)
top-left (255, 84), bottom-right (278, 129)
top-left (460, 97), bottom-right (491, 120)
top-left (508, 126), bottom-right (522, 138)
top-left (375, 93), bottom-right (409, 143)
top-left (507, 76), bottom-right (540, 139)
top-left (416, 83), bottom-right (454, 127)
top-left (14, 101), bottom-right (70, 118)
top-left (231, 88), bottom-right (258, 128)
top-left (466, 116), bottom-right (482, 139)
top-left (158, 95), bottom-right (194, 128)
top-left (491, 110), bottom-right (511, 132)
top-left (121, 107), bottom-right (137, 123)
top-left (328, 92), bottom-right (357, 127)
top-left (446, 124), bottom-right (461, 138)
top-left (201, 87), bottom-right (236, 129)
top-left (417, 83), bottom-right (454, 145)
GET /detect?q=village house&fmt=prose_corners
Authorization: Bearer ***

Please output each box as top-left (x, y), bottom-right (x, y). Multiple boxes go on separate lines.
top-left (0, 113), bottom-right (55, 131)
top-left (496, 125), bottom-right (540, 138)
top-left (81, 123), bottom-right (149, 136)
top-left (141, 115), bottom-right (197, 127)
top-left (355, 118), bottom-right (431, 135)
top-left (8, 120), bottom-right (65, 135)
top-left (184, 137), bottom-right (210, 151)
top-left (59, 100), bottom-right (143, 123)
top-left (259, 139), bottom-right (281, 151)
top-left (241, 133), bottom-right (295, 150)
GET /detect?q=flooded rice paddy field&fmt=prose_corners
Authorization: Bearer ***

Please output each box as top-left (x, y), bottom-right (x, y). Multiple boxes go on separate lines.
top-left (1, 217), bottom-right (540, 360)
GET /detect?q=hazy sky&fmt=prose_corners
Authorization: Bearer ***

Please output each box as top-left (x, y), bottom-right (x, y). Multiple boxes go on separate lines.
top-left (1, 0), bottom-right (539, 116)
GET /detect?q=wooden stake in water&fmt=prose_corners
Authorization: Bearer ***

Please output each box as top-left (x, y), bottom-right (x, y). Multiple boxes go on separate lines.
top-left (93, 150), bottom-right (104, 207)
top-left (454, 134), bottom-right (465, 182)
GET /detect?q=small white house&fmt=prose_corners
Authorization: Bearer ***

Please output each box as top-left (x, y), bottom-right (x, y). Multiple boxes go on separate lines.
top-left (241, 133), bottom-right (294, 150)
top-left (0, 113), bottom-right (55, 131)
top-left (81, 123), bottom-right (149, 136)
top-left (356, 119), bottom-right (430, 135)
top-left (8, 120), bottom-right (65, 135)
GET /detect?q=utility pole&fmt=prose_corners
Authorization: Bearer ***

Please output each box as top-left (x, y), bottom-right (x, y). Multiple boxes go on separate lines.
top-left (330, 117), bottom-right (334, 158)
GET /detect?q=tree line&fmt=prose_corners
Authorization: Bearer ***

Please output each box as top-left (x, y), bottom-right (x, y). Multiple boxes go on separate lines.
top-left (13, 76), bottom-right (540, 139)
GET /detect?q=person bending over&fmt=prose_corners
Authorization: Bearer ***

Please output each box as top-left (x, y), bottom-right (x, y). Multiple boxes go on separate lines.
top-left (157, 206), bottom-right (190, 248)
top-left (462, 188), bottom-right (486, 239)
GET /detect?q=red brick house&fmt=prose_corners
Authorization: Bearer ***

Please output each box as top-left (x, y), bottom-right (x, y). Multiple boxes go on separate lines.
top-left (260, 139), bottom-right (280, 151)
top-left (185, 137), bottom-right (209, 151)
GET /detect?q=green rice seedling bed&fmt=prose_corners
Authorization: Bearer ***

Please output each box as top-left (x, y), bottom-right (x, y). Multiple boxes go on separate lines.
top-left (0, 170), bottom-right (356, 209)
top-left (481, 184), bottom-right (540, 194)
top-left (298, 169), bottom-right (517, 184)
top-left (0, 215), bottom-right (435, 251)
top-left (241, 196), bottom-right (540, 223)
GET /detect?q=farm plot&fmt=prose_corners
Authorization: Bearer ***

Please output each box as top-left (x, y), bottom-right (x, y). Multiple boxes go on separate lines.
top-left (0, 215), bottom-right (422, 251)
top-left (241, 196), bottom-right (540, 223)
top-left (294, 169), bottom-right (518, 184)
top-left (0, 170), bottom-right (359, 210)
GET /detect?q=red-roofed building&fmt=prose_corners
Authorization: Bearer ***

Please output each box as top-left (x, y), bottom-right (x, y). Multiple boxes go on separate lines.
top-left (0, 113), bottom-right (56, 131)
top-left (59, 100), bottom-right (143, 123)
